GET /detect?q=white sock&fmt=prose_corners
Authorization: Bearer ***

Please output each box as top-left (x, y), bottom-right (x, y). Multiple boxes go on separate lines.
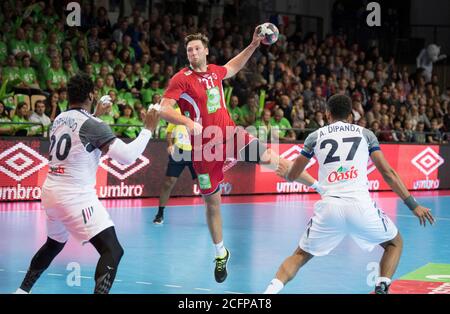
top-left (263, 278), bottom-right (284, 294)
top-left (14, 288), bottom-right (29, 294)
top-left (214, 241), bottom-right (226, 258)
top-left (376, 277), bottom-right (392, 286)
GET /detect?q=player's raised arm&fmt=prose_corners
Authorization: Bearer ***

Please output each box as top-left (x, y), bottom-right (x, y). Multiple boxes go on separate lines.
top-left (371, 150), bottom-right (435, 226)
top-left (223, 26), bottom-right (263, 79)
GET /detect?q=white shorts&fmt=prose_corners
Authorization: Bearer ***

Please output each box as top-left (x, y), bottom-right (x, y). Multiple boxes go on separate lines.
top-left (42, 189), bottom-right (114, 244)
top-left (299, 197), bottom-right (398, 256)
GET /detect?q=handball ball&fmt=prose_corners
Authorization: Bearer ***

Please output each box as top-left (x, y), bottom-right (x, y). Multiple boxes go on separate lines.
top-left (257, 22), bottom-right (279, 45)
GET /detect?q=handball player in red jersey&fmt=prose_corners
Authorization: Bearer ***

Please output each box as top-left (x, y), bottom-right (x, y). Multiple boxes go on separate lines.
top-left (158, 26), bottom-right (322, 283)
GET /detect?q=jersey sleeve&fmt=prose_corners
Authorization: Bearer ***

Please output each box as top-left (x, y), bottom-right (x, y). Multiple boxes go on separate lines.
top-left (79, 118), bottom-right (116, 151)
top-left (163, 73), bottom-right (185, 101)
top-left (362, 128), bottom-right (381, 154)
top-left (211, 64), bottom-right (228, 80)
top-left (301, 130), bottom-right (319, 159)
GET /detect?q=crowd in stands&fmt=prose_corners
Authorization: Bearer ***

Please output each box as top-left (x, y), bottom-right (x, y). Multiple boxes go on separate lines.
top-left (0, 1), bottom-right (449, 144)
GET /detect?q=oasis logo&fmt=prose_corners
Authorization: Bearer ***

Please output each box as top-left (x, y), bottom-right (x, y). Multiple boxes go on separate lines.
top-left (327, 166), bottom-right (358, 183)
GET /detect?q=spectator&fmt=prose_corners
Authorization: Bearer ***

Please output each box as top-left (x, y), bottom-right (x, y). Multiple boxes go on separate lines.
top-left (403, 119), bottom-right (415, 142)
top-left (228, 95), bottom-right (243, 125)
top-left (308, 86), bottom-right (327, 113)
top-left (418, 105), bottom-right (431, 129)
top-left (12, 102), bottom-right (31, 136)
top-left (9, 27), bottom-right (30, 59)
top-left (95, 7), bottom-right (112, 39)
top-left (253, 109), bottom-right (272, 141)
top-left (270, 109), bottom-right (296, 141)
top-left (115, 103), bottom-right (142, 138)
top-left (2, 55), bottom-right (20, 84)
top-left (392, 119), bottom-right (405, 142)
top-left (45, 91), bottom-right (59, 121)
top-left (29, 100), bottom-right (51, 136)
top-left (413, 121), bottom-right (427, 144)
top-left (240, 95), bottom-right (260, 127)
top-left (427, 118), bottom-right (442, 143)
top-left (0, 101), bottom-right (13, 135)
top-left (28, 27), bottom-right (46, 64)
top-left (18, 55), bottom-right (40, 89)
top-left (307, 111), bottom-right (326, 131)
top-left (57, 87), bottom-right (68, 113)
top-left (46, 57), bottom-right (66, 92)
top-left (291, 96), bottom-right (306, 126)
top-left (371, 120), bottom-right (381, 138)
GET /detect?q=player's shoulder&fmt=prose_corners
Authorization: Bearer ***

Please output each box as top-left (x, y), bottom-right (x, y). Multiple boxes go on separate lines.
top-left (361, 126), bottom-right (377, 139)
top-left (174, 67), bottom-right (193, 79)
top-left (207, 64), bottom-right (221, 71)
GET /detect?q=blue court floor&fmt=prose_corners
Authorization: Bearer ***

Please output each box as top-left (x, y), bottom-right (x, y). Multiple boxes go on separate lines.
top-left (0, 192), bottom-right (449, 294)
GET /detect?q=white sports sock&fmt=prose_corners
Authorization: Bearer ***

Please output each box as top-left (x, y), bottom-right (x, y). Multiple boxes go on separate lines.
top-left (263, 278), bottom-right (284, 294)
top-left (214, 241), bottom-right (226, 258)
top-left (14, 288), bottom-right (29, 294)
top-left (376, 277), bottom-right (392, 286)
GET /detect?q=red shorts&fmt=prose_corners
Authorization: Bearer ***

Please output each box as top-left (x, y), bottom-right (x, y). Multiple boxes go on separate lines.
top-left (193, 127), bottom-right (259, 195)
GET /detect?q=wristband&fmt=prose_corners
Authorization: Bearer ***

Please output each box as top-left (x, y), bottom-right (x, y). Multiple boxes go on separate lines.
top-left (404, 195), bottom-right (419, 211)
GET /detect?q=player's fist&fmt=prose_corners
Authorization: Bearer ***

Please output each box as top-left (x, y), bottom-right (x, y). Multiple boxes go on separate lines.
top-left (144, 107), bottom-right (160, 132)
top-left (252, 25), bottom-right (264, 47)
top-left (94, 95), bottom-right (113, 117)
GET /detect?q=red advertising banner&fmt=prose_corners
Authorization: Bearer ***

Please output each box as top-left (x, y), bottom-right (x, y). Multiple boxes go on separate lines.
top-left (0, 137), bottom-right (447, 201)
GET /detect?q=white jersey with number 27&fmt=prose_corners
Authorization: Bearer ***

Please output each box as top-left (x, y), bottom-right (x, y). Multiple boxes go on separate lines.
top-left (301, 121), bottom-right (380, 199)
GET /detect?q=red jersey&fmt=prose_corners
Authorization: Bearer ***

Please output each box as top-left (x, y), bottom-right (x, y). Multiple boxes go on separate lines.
top-left (163, 64), bottom-right (235, 147)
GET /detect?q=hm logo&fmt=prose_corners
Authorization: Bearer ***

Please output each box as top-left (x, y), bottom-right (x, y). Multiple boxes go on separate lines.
top-left (66, 2), bottom-right (81, 27)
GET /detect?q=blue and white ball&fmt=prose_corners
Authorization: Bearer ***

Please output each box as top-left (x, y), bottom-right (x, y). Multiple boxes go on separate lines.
top-left (258, 22), bottom-right (279, 45)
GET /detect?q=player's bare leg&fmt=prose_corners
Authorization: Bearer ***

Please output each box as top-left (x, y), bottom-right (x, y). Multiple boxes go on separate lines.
top-left (264, 247), bottom-right (313, 294)
top-left (376, 232), bottom-right (403, 294)
top-left (203, 190), bottom-right (230, 283)
top-left (154, 176), bottom-right (178, 224)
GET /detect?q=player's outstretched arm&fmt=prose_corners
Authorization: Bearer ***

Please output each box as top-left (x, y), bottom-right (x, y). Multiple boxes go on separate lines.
top-left (159, 97), bottom-right (202, 135)
top-left (223, 26), bottom-right (263, 79)
top-left (371, 150), bottom-right (435, 226)
top-left (100, 108), bottom-right (160, 165)
top-left (276, 156), bottom-right (322, 193)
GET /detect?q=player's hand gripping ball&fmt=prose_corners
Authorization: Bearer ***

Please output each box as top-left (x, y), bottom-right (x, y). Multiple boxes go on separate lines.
top-left (257, 22), bottom-right (279, 45)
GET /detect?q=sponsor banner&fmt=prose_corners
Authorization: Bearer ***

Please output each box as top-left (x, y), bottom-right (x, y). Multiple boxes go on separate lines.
top-left (0, 138), bottom-right (448, 201)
